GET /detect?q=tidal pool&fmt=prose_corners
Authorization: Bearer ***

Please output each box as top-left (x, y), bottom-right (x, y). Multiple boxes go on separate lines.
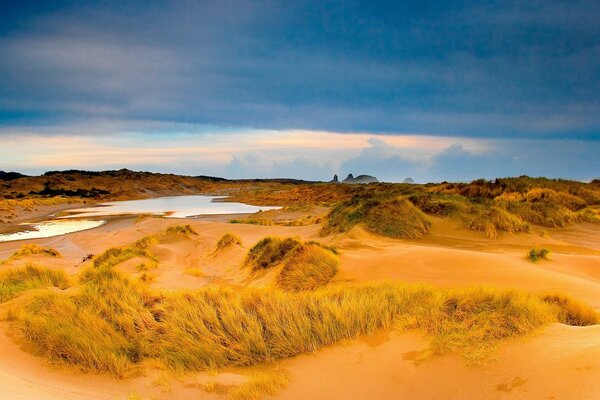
top-left (63, 195), bottom-right (279, 218)
top-left (0, 195), bottom-right (279, 242)
top-left (0, 219), bottom-right (106, 242)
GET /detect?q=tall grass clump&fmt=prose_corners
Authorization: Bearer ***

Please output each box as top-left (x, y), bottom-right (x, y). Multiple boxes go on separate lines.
top-left (9, 244), bottom-right (61, 259)
top-left (93, 236), bottom-right (157, 270)
top-left (0, 264), bottom-right (70, 302)
top-left (244, 237), bottom-right (301, 271)
top-left (276, 243), bottom-right (339, 291)
top-left (216, 233), bottom-right (242, 250)
top-left (165, 224), bottom-right (198, 236)
top-left (541, 294), bottom-right (600, 326)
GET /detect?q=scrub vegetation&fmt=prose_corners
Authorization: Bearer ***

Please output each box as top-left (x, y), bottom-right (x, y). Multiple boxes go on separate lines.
top-left (4, 234), bottom-right (598, 378)
top-left (0, 264), bottom-right (70, 302)
top-left (9, 244), bottom-right (61, 259)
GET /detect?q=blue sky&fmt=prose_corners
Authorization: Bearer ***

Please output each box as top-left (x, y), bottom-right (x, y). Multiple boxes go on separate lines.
top-left (0, 0), bottom-right (599, 181)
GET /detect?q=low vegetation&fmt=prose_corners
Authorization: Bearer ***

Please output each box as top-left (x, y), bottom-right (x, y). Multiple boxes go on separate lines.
top-left (321, 195), bottom-right (431, 239)
top-left (9, 244), bottom-right (61, 259)
top-left (244, 237), bottom-right (339, 291)
top-left (461, 206), bottom-right (529, 239)
top-left (244, 237), bottom-right (301, 271)
top-left (5, 256), bottom-right (597, 377)
top-left (165, 224), bottom-right (198, 236)
top-left (277, 243), bottom-right (339, 291)
top-left (363, 199), bottom-right (431, 239)
top-left (216, 233), bottom-right (242, 250)
top-left (0, 264), bottom-right (70, 302)
top-left (528, 248), bottom-right (550, 262)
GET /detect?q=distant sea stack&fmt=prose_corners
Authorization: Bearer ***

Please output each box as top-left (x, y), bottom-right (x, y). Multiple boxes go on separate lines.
top-left (331, 174), bottom-right (339, 183)
top-left (402, 177), bottom-right (415, 184)
top-left (335, 173), bottom-right (378, 184)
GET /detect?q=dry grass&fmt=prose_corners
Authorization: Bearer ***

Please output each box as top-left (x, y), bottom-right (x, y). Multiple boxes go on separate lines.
top-left (244, 237), bottom-right (301, 271)
top-left (462, 206), bottom-right (529, 239)
top-left (9, 244), bottom-right (61, 259)
top-left (6, 270), bottom-right (598, 377)
top-left (277, 243), bottom-right (339, 291)
top-left (0, 264), bottom-right (70, 302)
top-left (165, 224), bottom-right (198, 236)
top-left (228, 369), bottom-right (289, 400)
top-left (321, 195), bottom-right (431, 239)
top-left (541, 293), bottom-right (600, 326)
top-left (216, 233), bottom-right (243, 250)
top-left (363, 199), bottom-right (431, 239)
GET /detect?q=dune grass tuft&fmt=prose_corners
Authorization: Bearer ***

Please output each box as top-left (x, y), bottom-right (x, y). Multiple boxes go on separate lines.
top-left (9, 244), bottom-right (61, 259)
top-left (244, 237), bottom-right (301, 271)
top-left (93, 235), bottom-right (157, 270)
top-left (276, 243), bottom-right (339, 291)
top-left (0, 264), bottom-right (70, 302)
top-left (541, 293), bottom-right (599, 326)
top-left (216, 233), bottom-right (242, 250)
top-left (165, 224), bottom-right (198, 236)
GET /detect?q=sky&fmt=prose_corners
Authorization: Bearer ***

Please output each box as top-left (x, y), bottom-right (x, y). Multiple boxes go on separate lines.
top-left (0, 0), bottom-right (599, 182)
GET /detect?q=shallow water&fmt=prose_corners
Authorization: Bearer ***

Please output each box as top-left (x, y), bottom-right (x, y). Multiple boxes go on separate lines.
top-left (0, 195), bottom-right (279, 242)
top-left (63, 195), bottom-right (279, 218)
top-left (0, 220), bottom-right (106, 242)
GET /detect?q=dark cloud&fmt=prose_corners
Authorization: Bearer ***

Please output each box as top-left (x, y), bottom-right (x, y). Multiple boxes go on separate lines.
top-left (0, 1), bottom-right (599, 139)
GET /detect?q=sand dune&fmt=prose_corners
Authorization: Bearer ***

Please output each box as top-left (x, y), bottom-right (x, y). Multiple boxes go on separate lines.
top-left (0, 214), bottom-right (598, 399)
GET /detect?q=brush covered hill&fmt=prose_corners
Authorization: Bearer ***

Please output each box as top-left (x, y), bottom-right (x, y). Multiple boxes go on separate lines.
top-left (320, 194), bottom-right (431, 239)
top-left (2, 170), bottom-right (599, 240)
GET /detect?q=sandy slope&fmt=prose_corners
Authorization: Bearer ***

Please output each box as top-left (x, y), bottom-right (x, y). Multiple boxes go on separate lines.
top-left (0, 215), bottom-right (599, 399)
top-left (278, 324), bottom-right (600, 400)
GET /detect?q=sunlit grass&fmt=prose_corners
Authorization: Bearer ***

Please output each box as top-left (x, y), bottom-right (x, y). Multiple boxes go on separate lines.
top-left (6, 271), bottom-right (598, 377)
top-left (277, 243), bottom-right (339, 291)
top-left (0, 264), bottom-right (70, 302)
top-left (216, 233), bottom-right (243, 250)
top-left (9, 244), bottom-right (61, 259)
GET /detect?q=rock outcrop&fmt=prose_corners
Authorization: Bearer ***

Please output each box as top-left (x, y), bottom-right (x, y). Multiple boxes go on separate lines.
top-left (403, 177), bottom-right (415, 184)
top-left (340, 173), bottom-right (378, 184)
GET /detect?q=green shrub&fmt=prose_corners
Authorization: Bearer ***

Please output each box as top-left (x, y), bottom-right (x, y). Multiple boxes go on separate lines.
top-left (528, 248), bottom-right (550, 262)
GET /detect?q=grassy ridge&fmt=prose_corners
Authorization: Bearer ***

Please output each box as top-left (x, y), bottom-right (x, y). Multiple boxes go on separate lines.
top-left (7, 269), bottom-right (598, 377)
top-left (321, 195), bottom-right (431, 238)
